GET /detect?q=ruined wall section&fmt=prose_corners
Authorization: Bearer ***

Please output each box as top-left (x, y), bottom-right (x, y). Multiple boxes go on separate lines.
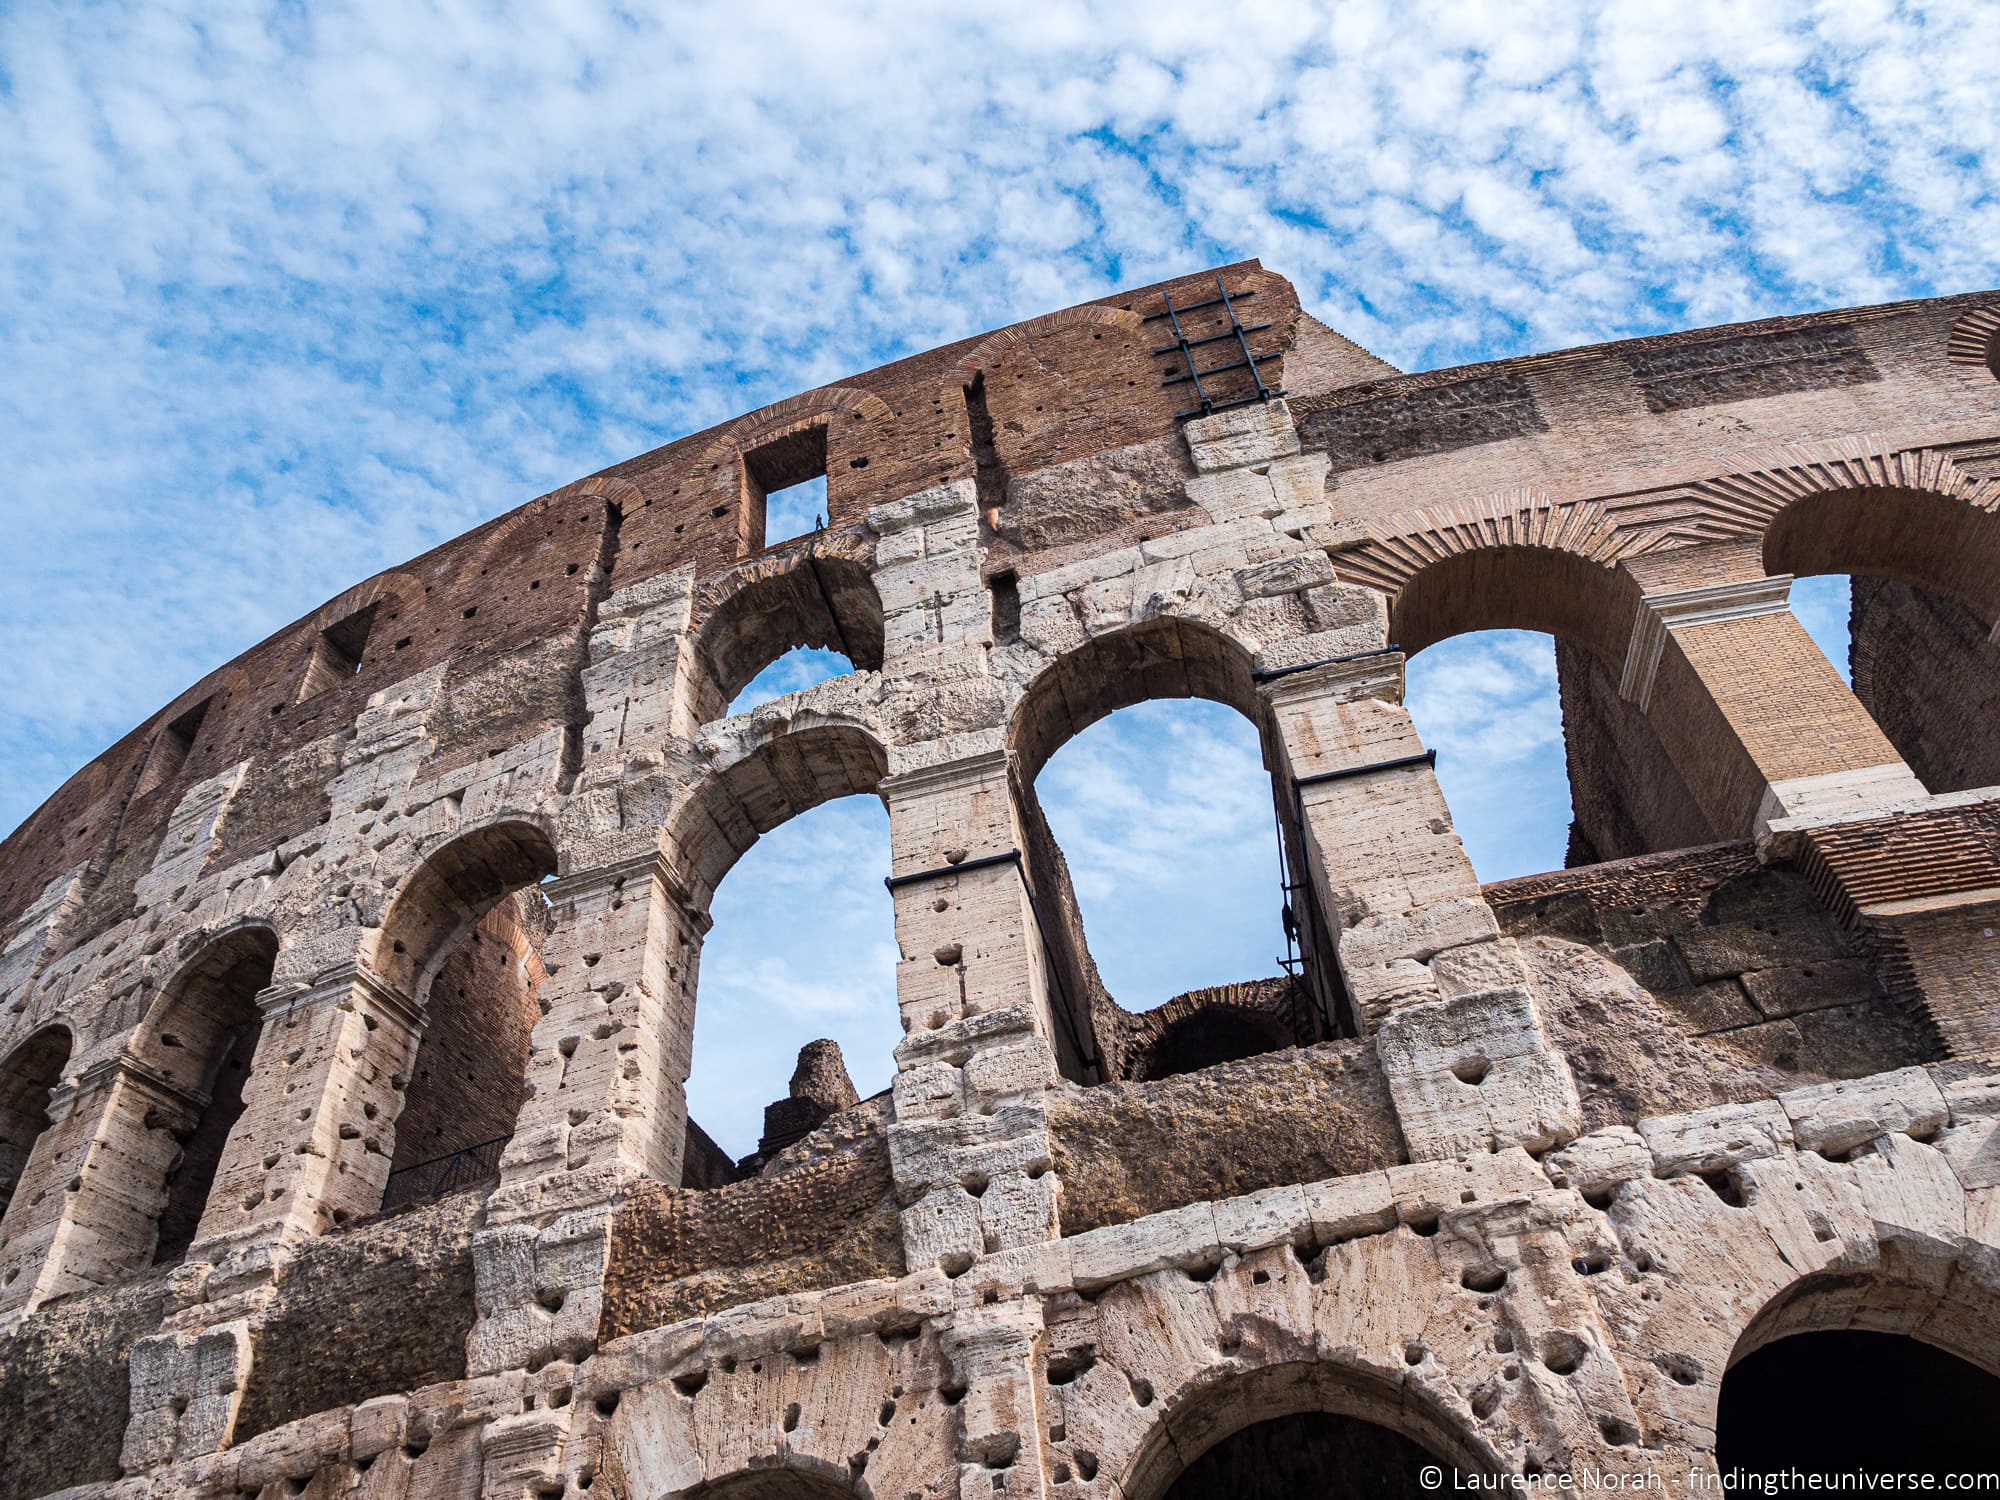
top-left (1851, 575), bottom-right (2000, 794)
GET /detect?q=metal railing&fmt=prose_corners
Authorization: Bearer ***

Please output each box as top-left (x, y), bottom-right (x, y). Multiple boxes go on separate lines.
top-left (379, 1135), bottom-right (508, 1212)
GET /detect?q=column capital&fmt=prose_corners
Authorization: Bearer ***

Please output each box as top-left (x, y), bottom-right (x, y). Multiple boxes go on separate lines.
top-left (73, 1053), bottom-right (207, 1117)
top-left (1255, 649), bottom-right (1405, 711)
top-left (879, 747), bottom-right (1013, 800)
top-left (261, 963), bottom-right (422, 1035)
top-left (541, 847), bottom-right (672, 906)
top-left (1620, 574), bottom-right (1794, 710)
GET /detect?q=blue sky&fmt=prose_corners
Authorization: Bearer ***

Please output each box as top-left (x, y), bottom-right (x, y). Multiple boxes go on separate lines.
top-left (3, 2), bottom-right (1992, 1154)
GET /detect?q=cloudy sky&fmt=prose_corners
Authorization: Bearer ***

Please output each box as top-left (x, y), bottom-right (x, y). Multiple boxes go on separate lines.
top-left (4, 1), bottom-right (1992, 1153)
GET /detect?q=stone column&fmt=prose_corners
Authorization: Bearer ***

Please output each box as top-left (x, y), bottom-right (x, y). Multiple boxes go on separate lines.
top-left (882, 750), bottom-right (1067, 1271)
top-left (0, 1057), bottom-right (198, 1318)
top-left (1260, 653), bottom-right (1581, 1159)
top-left (1618, 573), bottom-right (1926, 837)
top-left (186, 964), bottom-right (423, 1265)
top-left (471, 847), bottom-right (707, 1377)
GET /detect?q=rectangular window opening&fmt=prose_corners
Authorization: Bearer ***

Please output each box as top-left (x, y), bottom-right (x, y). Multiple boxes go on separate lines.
top-left (297, 602), bottom-right (380, 702)
top-left (740, 425), bottom-right (829, 554)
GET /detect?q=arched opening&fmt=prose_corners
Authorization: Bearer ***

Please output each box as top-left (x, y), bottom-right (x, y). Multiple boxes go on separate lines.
top-left (1012, 618), bottom-right (1337, 1078)
top-left (141, 925), bottom-right (278, 1263)
top-left (375, 821), bottom-right (557, 1210)
top-left (684, 1467), bottom-right (858, 1500)
top-left (692, 556), bottom-right (884, 724)
top-left (729, 647), bottom-right (853, 716)
top-left (1159, 1412), bottom-right (1454, 1500)
top-left (666, 725), bottom-right (895, 1181)
top-left (684, 793), bottom-right (896, 1170)
top-left (0, 1026), bottom-right (72, 1227)
top-left (1718, 1331), bottom-right (2000, 1478)
top-left (1404, 629), bottom-right (1575, 880)
top-left (1764, 489), bottom-right (2000, 796)
top-left (1120, 1362), bottom-right (1484, 1500)
top-left (1394, 546), bottom-right (1712, 870)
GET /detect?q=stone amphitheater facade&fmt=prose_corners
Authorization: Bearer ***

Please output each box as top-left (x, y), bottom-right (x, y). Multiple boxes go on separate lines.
top-left (3, 261), bottom-right (2000, 1498)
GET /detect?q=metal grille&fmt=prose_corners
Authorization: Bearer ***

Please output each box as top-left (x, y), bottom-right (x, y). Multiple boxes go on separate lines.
top-left (1146, 274), bottom-right (1285, 420)
top-left (379, 1135), bottom-right (508, 1211)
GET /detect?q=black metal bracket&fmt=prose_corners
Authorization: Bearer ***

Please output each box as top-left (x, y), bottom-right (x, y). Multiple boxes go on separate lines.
top-left (1251, 646), bottom-right (1403, 685)
top-left (1146, 275), bottom-right (1284, 421)
top-left (1293, 749), bottom-right (1437, 792)
top-left (884, 848), bottom-right (1023, 891)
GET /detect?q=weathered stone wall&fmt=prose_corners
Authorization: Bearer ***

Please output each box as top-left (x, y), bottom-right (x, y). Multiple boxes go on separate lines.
top-left (1, 267), bottom-right (1998, 1499)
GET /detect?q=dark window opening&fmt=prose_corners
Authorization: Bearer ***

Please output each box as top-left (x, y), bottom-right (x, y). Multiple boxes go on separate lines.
top-left (0, 1028), bottom-right (72, 1227)
top-left (1719, 1330), bottom-right (2000, 1479)
top-left (297, 603), bottom-right (380, 702)
top-left (741, 425), bottom-right (829, 554)
top-left (1160, 1411), bottom-right (1461, 1500)
top-left (988, 568), bottom-right (1021, 645)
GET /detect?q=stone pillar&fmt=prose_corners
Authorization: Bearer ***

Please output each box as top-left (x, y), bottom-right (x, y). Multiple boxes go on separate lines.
top-left (187, 964), bottom-right (423, 1262)
top-left (882, 750), bottom-right (1067, 1271)
top-left (471, 847), bottom-right (706, 1378)
top-left (1261, 654), bottom-right (1581, 1159)
top-left (0, 1057), bottom-right (197, 1318)
top-left (487, 849), bottom-right (702, 1224)
top-left (1618, 572), bottom-right (1926, 837)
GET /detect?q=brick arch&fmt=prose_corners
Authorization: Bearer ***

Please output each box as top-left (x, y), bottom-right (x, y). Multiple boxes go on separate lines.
top-left (465, 476), bottom-right (638, 574)
top-left (1946, 304), bottom-right (2000, 384)
top-left (939, 301), bottom-right (1147, 410)
top-left (305, 567), bottom-right (423, 637)
top-left (1118, 1355), bottom-right (1498, 1500)
top-left (1340, 489), bottom-right (1652, 664)
top-left (1715, 447), bottom-right (2000, 628)
top-left (660, 721), bottom-right (891, 913)
top-left (688, 536), bottom-right (885, 722)
top-left (692, 386), bottom-right (894, 490)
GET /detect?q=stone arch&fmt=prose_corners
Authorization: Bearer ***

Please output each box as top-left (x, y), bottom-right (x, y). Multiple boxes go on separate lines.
top-left (664, 722), bottom-right (891, 915)
top-left (679, 1463), bottom-right (868, 1500)
top-left (1119, 1357), bottom-right (1493, 1500)
top-left (688, 540), bottom-right (886, 723)
top-left (129, 922), bottom-right (279, 1263)
top-left (1008, 615), bottom-right (1263, 789)
top-left (0, 1023), bottom-right (74, 1228)
top-left (369, 819), bottom-right (559, 1201)
top-left (1715, 1265), bottom-right (2000, 1477)
top-left (372, 818), bottom-right (561, 1001)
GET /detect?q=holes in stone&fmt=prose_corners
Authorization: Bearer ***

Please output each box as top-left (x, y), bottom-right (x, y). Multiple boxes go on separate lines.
top-left (940, 1382), bottom-right (968, 1406)
top-left (1407, 1212), bottom-right (1441, 1237)
top-left (783, 1402), bottom-right (801, 1433)
top-left (940, 1252), bottom-right (974, 1278)
top-left (1661, 1352), bottom-right (1704, 1386)
top-left (671, 1371), bottom-right (707, 1398)
top-left (1183, 1258), bottom-right (1222, 1284)
top-left (402, 1442), bottom-right (429, 1461)
top-left (879, 1399), bottom-right (897, 1425)
top-left (594, 1391), bottom-right (620, 1417)
top-left (1131, 1375), bottom-right (1155, 1407)
top-left (547, 1385), bottom-right (571, 1409)
top-left (1404, 1342), bottom-right (1427, 1367)
top-left (1451, 1055), bottom-right (1490, 1086)
top-left (1462, 1266), bottom-right (1508, 1294)
top-left (1471, 1383), bottom-right (1503, 1420)
top-left (1599, 1416), bottom-right (1639, 1447)
top-left (1541, 1332), bottom-right (1587, 1376)
top-left (1699, 1169), bottom-right (1745, 1208)
top-left (1583, 1186), bottom-right (1616, 1211)
top-left (1572, 1248), bottom-right (1611, 1276)
top-left (1076, 1452), bottom-right (1099, 1482)
top-left (962, 1172), bottom-right (989, 1198)
top-left (536, 1288), bottom-right (565, 1314)
top-left (1251, 1269), bottom-right (1270, 1285)
top-left (1046, 1348), bottom-right (1095, 1385)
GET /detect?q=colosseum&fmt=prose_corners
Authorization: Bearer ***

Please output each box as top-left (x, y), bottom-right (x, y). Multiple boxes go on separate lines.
top-left (3, 261), bottom-right (1998, 1497)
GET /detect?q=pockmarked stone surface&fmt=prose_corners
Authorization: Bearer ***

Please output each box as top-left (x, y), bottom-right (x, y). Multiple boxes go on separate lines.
top-left (3, 260), bottom-right (2000, 1497)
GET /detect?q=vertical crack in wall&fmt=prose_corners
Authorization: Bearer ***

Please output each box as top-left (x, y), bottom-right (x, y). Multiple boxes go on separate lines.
top-left (560, 500), bottom-right (624, 793)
